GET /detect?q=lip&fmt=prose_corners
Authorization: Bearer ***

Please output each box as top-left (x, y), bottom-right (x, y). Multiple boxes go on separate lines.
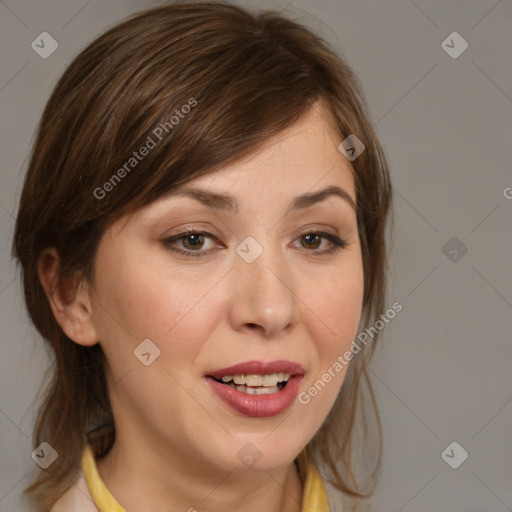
top-left (205, 374), bottom-right (304, 418)
top-left (205, 360), bottom-right (305, 418)
top-left (206, 360), bottom-right (305, 380)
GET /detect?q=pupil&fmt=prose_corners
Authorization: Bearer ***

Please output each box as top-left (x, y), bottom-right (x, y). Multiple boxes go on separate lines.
top-left (185, 234), bottom-right (203, 249)
top-left (303, 234), bottom-right (320, 249)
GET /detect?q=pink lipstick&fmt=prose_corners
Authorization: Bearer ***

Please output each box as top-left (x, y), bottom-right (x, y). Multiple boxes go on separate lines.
top-left (205, 360), bottom-right (305, 418)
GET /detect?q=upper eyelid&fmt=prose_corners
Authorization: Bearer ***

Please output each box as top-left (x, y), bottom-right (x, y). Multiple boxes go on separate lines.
top-left (166, 228), bottom-right (338, 242)
top-left (166, 221), bottom-right (343, 238)
top-left (164, 230), bottom-right (346, 251)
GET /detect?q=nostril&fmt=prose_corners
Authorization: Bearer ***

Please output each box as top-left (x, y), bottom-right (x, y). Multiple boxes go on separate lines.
top-left (246, 323), bottom-right (268, 337)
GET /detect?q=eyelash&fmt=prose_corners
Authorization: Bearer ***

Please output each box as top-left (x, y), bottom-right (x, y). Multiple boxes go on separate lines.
top-left (161, 228), bottom-right (348, 258)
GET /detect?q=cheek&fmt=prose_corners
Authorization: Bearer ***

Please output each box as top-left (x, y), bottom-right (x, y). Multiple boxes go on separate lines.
top-left (92, 248), bottom-right (221, 374)
top-left (304, 257), bottom-right (364, 354)
top-left (298, 253), bottom-right (363, 413)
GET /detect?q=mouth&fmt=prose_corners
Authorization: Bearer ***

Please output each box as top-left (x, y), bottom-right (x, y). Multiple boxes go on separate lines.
top-left (209, 372), bottom-right (292, 395)
top-left (205, 360), bottom-right (305, 417)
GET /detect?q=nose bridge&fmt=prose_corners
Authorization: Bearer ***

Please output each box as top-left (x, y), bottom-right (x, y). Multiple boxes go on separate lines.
top-left (229, 235), bottom-right (298, 337)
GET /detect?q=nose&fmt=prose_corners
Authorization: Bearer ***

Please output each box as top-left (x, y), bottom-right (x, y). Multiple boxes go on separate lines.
top-left (228, 242), bottom-right (299, 339)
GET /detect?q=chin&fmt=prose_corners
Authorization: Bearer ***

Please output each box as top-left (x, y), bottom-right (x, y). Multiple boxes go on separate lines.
top-left (207, 431), bottom-right (307, 473)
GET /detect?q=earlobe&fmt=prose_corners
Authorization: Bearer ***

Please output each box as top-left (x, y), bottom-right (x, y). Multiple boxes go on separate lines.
top-left (37, 248), bottom-right (98, 347)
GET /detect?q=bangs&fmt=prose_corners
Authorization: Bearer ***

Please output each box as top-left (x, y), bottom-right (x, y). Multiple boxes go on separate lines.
top-left (61, 6), bottom-right (336, 225)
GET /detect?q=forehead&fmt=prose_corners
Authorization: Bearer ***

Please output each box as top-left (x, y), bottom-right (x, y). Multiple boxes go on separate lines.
top-left (115, 102), bottom-right (357, 231)
top-left (174, 104), bottom-right (355, 201)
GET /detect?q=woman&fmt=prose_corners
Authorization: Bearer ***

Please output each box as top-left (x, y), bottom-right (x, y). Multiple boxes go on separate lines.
top-left (12, 2), bottom-right (392, 510)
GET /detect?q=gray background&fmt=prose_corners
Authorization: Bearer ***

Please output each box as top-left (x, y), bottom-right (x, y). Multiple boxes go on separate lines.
top-left (1, 1), bottom-right (511, 511)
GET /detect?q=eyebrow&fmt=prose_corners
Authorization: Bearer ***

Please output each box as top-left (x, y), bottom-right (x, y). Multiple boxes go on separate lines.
top-left (174, 185), bottom-right (356, 213)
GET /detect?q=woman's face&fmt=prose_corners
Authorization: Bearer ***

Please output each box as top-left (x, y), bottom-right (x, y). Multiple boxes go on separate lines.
top-left (87, 103), bottom-right (364, 473)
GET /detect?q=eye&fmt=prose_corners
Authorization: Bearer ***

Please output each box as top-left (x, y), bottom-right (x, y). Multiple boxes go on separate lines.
top-left (162, 229), bottom-right (348, 258)
top-left (294, 232), bottom-right (348, 255)
top-left (162, 229), bottom-right (222, 257)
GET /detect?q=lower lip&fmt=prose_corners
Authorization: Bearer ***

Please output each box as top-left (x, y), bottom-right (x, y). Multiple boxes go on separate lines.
top-left (205, 375), bottom-right (304, 418)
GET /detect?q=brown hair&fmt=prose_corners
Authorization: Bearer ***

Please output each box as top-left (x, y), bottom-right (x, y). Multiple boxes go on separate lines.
top-left (12, 1), bottom-right (392, 509)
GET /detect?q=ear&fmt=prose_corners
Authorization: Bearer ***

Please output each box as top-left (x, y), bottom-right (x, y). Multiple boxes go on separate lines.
top-left (37, 247), bottom-right (98, 346)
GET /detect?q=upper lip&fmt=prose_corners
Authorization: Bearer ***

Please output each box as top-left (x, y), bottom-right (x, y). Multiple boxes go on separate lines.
top-left (206, 360), bottom-right (305, 379)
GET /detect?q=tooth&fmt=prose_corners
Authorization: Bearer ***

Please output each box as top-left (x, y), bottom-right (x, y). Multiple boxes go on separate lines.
top-left (231, 382), bottom-right (281, 395)
top-left (254, 386), bottom-right (279, 395)
top-left (262, 374), bottom-right (279, 386)
top-left (244, 374), bottom-right (263, 386)
top-left (227, 373), bottom-right (291, 387)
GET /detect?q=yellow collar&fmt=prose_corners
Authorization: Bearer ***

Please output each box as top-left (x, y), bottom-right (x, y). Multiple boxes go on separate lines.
top-left (81, 444), bottom-right (330, 511)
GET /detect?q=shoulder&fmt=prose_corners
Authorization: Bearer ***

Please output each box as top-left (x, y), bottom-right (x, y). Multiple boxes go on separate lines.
top-left (50, 470), bottom-right (98, 512)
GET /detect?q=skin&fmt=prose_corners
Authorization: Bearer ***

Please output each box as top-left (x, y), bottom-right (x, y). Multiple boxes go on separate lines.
top-left (39, 102), bottom-right (364, 512)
